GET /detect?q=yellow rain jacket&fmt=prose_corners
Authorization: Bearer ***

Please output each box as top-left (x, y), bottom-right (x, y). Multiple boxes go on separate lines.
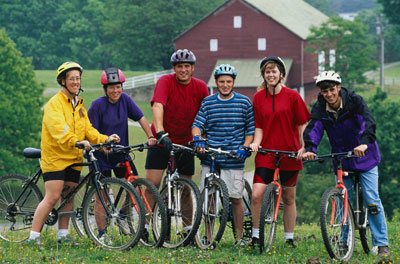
top-left (40, 91), bottom-right (108, 173)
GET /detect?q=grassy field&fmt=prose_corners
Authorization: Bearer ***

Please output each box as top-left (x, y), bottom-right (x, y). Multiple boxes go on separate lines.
top-left (0, 217), bottom-right (398, 263)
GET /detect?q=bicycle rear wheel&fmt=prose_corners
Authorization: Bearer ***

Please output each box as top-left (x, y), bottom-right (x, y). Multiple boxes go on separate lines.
top-left (259, 183), bottom-right (277, 254)
top-left (82, 177), bottom-right (145, 250)
top-left (230, 179), bottom-right (252, 242)
top-left (195, 177), bottom-right (229, 249)
top-left (131, 178), bottom-right (167, 248)
top-left (320, 186), bottom-right (355, 261)
top-left (156, 177), bottom-right (201, 248)
top-left (0, 174), bottom-right (43, 242)
top-left (70, 181), bottom-right (89, 238)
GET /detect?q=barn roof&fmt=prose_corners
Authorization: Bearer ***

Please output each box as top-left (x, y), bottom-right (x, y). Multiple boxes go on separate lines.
top-left (175, 0), bottom-right (328, 41)
top-left (207, 58), bottom-right (293, 88)
top-left (245, 0), bottom-right (328, 39)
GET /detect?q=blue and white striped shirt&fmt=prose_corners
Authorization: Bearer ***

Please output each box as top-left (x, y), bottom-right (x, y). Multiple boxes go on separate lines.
top-left (192, 92), bottom-right (255, 169)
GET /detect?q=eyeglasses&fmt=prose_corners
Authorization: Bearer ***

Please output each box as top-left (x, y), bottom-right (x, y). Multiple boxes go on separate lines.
top-left (67, 77), bottom-right (81, 82)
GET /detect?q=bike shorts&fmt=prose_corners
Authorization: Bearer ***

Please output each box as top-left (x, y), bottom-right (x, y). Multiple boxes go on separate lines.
top-left (253, 167), bottom-right (299, 187)
top-left (43, 167), bottom-right (80, 183)
top-left (102, 161), bottom-right (138, 178)
top-left (200, 166), bottom-right (244, 199)
top-left (145, 146), bottom-right (194, 176)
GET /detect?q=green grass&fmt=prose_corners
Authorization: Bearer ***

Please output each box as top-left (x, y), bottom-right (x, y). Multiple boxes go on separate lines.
top-left (0, 217), bottom-right (398, 263)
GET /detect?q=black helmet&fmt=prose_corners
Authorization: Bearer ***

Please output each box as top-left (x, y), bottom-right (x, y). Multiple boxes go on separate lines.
top-left (170, 49), bottom-right (196, 66)
top-left (260, 56), bottom-right (286, 77)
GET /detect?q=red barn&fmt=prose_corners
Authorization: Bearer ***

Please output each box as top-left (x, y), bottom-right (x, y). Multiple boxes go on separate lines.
top-left (174, 0), bottom-right (328, 105)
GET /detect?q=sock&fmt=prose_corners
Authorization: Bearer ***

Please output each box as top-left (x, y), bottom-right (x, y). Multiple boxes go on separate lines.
top-left (58, 229), bottom-right (68, 239)
top-left (284, 232), bottom-right (294, 240)
top-left (252, 228), bottom-right (259, 238)
top-left (29, 231), bottom-right (40, 240)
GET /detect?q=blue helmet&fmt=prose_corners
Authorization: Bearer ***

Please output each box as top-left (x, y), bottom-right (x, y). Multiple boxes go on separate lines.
top-left (214, 64), bottom-right (237, 79)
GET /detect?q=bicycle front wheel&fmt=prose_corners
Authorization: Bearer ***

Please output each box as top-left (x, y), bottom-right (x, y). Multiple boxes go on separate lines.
top-left (70, 181), bottom-right (89, 238)
top-left (259, 183), bottom-right (277, 254)
top-left (320, 186), bottom-right (355, 261)
top-left (82, 177), bottom-right (145, 250)
top-left (0, 174), bottom-right (43, 242)
top-left (131, 178), bottom-right (167, 248)
top-left (195, 177), bottom-right (229, 250)
top-left (157, 177), bottom-right (201, 248)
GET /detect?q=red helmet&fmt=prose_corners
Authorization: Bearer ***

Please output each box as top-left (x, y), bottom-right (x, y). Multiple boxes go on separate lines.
top-left (101, 68), bottom-right (125, 85)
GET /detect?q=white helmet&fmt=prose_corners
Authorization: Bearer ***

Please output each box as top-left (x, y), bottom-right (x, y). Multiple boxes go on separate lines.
top-left (316, 71), bottom-right (341, 85)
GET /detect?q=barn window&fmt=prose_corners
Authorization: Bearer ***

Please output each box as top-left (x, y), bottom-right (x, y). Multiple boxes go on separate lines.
top-left (234, 16), bottom-right (242, 28)
top-left (329, 49), bottom-right (336, 67)
top-left (318, 51), bottom-right (325, 73)
top-left (258, 38), bottom-right (266, 51)
top-left (210, 39), bottom-right (218, 52)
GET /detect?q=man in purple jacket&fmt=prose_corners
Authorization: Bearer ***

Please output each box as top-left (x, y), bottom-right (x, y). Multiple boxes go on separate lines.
top-left (302, 71), bottom-right (389, 257)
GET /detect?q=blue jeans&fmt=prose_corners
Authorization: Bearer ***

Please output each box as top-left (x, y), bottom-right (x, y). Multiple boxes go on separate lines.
top-left (343, 166), bottom-right (389, 246)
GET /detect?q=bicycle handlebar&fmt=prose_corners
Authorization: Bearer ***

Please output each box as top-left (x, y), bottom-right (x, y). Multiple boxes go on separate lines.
top-left (306, 151), bottom-right (358, 163)
top-left (241, 146), bottom-right (298, 159)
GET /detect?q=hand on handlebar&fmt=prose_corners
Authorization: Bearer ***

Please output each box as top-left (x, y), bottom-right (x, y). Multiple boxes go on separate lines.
top-left (296, 147), bottom-right (305, 161)
top-left (249, 143), bottom-right (260, 152)
top-left (75, 140), bottom-right (91, 151)
top-left (193, 135), bottom-right (206, 153)
top-left (147, 136), bottom-right (157, 146)
top-left (106, 134), bottom-right (120, 143)
top-left (157, 131), bottom-right (172, 153)
top-left (302, 151), bottom-right (316, 161)
top-left (353, 144), bottom-right (367, 157)
top-left (235, 146), bottom-right (251, 160)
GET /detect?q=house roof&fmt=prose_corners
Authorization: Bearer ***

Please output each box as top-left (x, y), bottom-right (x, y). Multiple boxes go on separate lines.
top-left (207, 58), bottom-right (293, 88)
top-left (175, 0), bottom-right (328, 41)
top-left (244, 0), bottom-right (328, 39)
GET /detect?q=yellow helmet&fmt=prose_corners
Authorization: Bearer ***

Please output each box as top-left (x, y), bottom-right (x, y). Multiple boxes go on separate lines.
top-left (56, 62), bottom-right (83, 85)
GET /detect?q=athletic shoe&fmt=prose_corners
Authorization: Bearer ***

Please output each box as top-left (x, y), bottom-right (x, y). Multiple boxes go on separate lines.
top-left (378, 246), bottom-right (390, 257)
top-left (284, 239), bottom-right (296, 248)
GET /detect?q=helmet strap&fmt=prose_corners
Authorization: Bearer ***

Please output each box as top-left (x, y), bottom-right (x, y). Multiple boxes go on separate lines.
top-left (264, 78), bottom-right (281, 112)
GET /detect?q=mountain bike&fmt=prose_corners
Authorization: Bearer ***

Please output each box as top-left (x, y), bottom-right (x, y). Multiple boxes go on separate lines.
top-left (307, 151), bottom-right (371, 261)
top-left (153, 143), bottom-right (202, 248)
top-left (0, 143), bottom-right (146, 250)
top-left (110, 143), bottom-right (167, 248)
top-left (255, 148), bottom-right (298, 254)
top-left (190, 145), bottom-right (231, 250)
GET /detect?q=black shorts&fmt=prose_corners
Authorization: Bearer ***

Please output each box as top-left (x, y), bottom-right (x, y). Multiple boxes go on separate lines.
top-left (102, 161), bottom-right (138, 178)
top-left (145, 146), bottom-right (195, 176)
top-left (43, 167), bottom-right (81, 183)
top-left (253, 167), bottom-right (299, 187)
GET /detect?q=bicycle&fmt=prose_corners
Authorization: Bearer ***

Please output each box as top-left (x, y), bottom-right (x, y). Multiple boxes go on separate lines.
top-left (190, 145), bottom-right (231, 250)
top-left (307, 151), bottom-right (371, 261)
top-left (110, 143), bottom-right (168, 248)
top-left (153, 143), bottom-right (202, 248)
top-left (254, 148), bottom-right (298, 254)
top-left (0, 143), bottom-right (146, 250)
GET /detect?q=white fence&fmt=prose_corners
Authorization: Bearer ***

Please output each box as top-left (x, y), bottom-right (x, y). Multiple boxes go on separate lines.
top-left (124, 69), bottom-right (174, 90)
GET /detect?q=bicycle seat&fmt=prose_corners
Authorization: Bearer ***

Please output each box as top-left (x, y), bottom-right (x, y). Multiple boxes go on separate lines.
top-left (23, 148), bottom-right (41, 159)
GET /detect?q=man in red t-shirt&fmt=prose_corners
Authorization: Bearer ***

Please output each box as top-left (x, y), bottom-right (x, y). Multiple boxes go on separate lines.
top-left (144, 49), bottom-right (209, 238)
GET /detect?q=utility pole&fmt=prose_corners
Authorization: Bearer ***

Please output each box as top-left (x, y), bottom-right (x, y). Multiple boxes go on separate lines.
top-left (378, 14), bottom-right (384, 92)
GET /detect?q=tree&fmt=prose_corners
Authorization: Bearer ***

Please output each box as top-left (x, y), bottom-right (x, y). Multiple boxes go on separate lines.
top-left (305, 0), bottom-right (335, 16)
top-left (0, 29), bottom-right (43, 175)
top-left (307, 16), bottom-right (378, 88)
top-left (378, 0), bottom-right (400, 27)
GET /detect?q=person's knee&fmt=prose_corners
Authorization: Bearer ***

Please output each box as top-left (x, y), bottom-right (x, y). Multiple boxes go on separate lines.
top-left (231, 197), bottom-right (242, 206)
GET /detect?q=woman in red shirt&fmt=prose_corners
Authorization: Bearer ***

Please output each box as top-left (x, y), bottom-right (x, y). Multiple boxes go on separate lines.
top-left (249, 56), bottom-right (310, 248)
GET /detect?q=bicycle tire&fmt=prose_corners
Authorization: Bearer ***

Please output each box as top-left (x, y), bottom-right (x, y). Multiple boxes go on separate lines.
top-left (156, 177), bottom-right (202, 248)
top-left (195, 177), bottom-right (229, 249)
top-left (0, 174), bottom-right (43, 242)
top-left (70, 181), bottom-right (89, 238)
top-left (82, 177), bottom-right (145, 250)
top-left (131, 178), bottom-right (167, 248)
top-left (320, 186), bottom-right (355, 261)
top-left (231, 179), bottom-right (252, 241)
top-left (357, 185), bottom-right (371, 254)
top-left (259, 183), bottom-right (277, 254)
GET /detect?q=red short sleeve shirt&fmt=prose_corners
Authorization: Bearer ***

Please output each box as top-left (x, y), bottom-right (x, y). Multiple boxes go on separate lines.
top-left (253, 86), bottom-right (310, 170)
top-left (151, 74), bottom-right (209, 145)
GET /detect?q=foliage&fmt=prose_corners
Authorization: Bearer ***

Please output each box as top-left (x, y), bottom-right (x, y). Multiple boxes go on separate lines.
top-left (378, 0), bottom-right (400, 27)
top-left (0, 29), bottom-right (43, 175)
top-left (367, 89), bottom-right (400, 219)
top-left (305, 0), bottom-right (334, 16)
top-left (307, 16), bottom-right (378, 88)
top-left (0, 0), bottom-right (225, 70)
